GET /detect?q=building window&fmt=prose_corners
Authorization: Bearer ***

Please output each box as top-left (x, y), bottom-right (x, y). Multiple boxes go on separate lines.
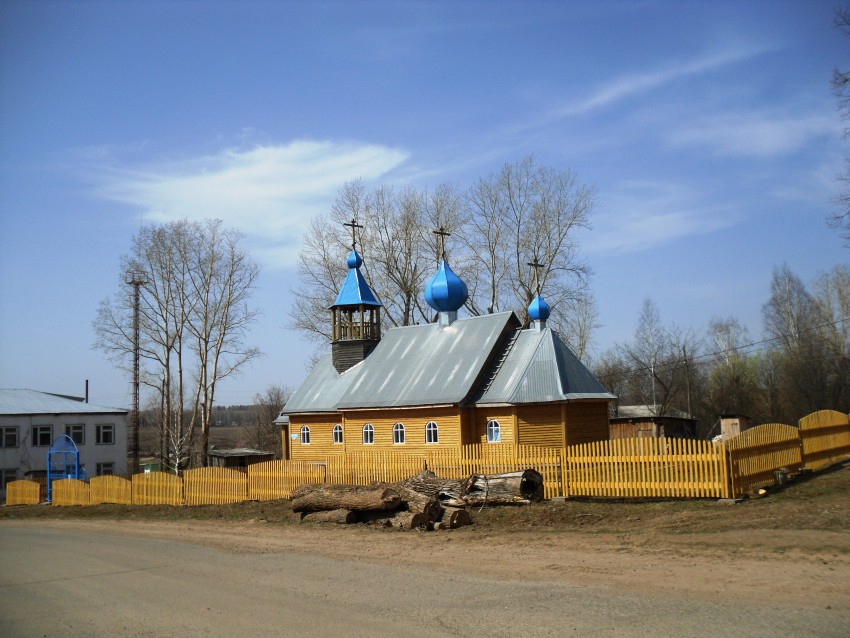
top-left (1, 468), bottom-right (18, 490)
top-left (300, 425), bottom-right (311, 444)
top-left (0, 426), bottom-right (18, 448)
top-left (362, 423), bottom-right (374, 445)
top-left (96, 462), bottom-right (115, 476)
top-left (66, 424), bottom-right (85, 446)
top-left (96, 424), bottom-right (114, 445)
top-left (486, 419), bottom-right (501, 443)
top-left (393, 422), bottom-right (405, 444)
top-left (32, 425), bottom-right (52, 447)
top-left (425, 421), bottom-right (439, 444)
top-left (333, 424), bottom-right (343, 444)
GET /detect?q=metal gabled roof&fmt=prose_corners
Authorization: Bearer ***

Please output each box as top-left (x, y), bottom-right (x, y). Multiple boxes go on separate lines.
top-left (281, 353), bottom-right (363, 414)
top-left (476, 328), bottom-right (615, 405)
top-left (335, 311), bottom-right (518, 410)
top-left (0, 389), bottom-right (128, 415)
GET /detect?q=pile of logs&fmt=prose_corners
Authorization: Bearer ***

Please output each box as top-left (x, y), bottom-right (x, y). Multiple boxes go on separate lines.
top-left (290, 468), bottom-right (544, 530)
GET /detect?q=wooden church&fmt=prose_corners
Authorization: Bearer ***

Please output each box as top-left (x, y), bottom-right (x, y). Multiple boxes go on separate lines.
top-left (279, 228), bottom-right (614, 461)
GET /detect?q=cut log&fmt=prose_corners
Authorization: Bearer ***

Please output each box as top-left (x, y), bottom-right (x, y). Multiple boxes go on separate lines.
top-left (443, 507), bottom-right (472, 528)
top-left (397, 470), bottom-right (465, 506)
top-left (460, 470), bottom-right (544, 506)
top-left (290, 484), bottom-right (402, 513)
top-left (299, 509), bottom-right (356, 524)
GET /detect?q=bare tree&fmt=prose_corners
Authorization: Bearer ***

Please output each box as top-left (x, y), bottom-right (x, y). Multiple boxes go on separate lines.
top-left (762, 263), bottom-right (817, 351)
top-left (290, 158), bottom-right (597, 354)
top-left (247, 384), bottom-right (292, 457)
top-left (467, 157), bottom-right (595, 329)
top-left (94, 219), bottom-right (260, 471)
top-left (618, 299), bottom-right (699, 416)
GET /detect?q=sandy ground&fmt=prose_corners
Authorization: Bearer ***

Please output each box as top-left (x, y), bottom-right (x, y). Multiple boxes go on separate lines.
top-left (1, 517), bottom-right (848, 637)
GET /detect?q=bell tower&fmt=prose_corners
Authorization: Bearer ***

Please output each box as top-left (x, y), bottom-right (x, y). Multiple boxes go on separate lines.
top-left (330, 219), bottom-right (383, 373)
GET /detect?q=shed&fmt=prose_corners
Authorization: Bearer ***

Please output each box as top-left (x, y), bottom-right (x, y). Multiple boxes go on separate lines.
top-left (609, 405), bottom-right (698, 440)
top-left (207, 447), bottom-right (275, 469)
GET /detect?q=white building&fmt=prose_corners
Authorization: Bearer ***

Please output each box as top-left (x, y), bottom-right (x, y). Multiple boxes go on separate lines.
top-left (0, 389), bottom-right (128, 499)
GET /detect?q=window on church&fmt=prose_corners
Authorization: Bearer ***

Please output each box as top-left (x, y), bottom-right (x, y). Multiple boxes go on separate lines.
top-left (333, 424), bottom-right (343, 444)
top-left (486, 419), bottom-right (501, 443)
top-left (300, 425), bottom-right (310, 444)
top-left (362, 423), bottom-right (374, 445)
top-left (393, 422), bottom-right (405, 444)
top-left (425, 421), bottom-right (438, 444)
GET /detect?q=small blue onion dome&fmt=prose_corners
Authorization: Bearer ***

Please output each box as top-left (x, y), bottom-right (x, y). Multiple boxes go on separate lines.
top-left (528, 294), bottom-right (550, 322)
top-left (346, 249), bottom-right (363, 269)
top-left (425, 259), bottom-right (468, 313)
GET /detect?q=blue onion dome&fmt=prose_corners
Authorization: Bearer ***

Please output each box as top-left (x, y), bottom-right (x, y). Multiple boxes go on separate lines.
top-left (528, 294), bottom-right (550, 322)
top-left (425, 259), bottom-right (468, 313)
top-left (346, 249), bottom-right (363, 269)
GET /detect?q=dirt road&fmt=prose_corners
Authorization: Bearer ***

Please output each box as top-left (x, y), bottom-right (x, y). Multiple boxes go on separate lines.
top-left (1, 518), bottom-right (848, 637)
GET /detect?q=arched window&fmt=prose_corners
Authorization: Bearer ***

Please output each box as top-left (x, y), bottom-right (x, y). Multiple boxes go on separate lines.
top-left (333, 424), bottom-right (343, 444)
top-left (393, 422), bottom-right (405, 444)
top-left (486, 419), bottom-right (501, 443)
top-left (300, 425), bottom-right (310, 445)
top-left (425, 421), bottom-right (439, 444)
top-left (362, 423), bottom-right (374, 445)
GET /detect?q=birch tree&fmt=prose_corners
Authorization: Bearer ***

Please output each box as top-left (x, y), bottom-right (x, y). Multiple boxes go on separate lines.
top-left (94, 219), bottom-right (260, 470)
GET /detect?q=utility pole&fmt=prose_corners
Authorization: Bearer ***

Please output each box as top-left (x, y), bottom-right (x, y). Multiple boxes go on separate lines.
top-left (683, 345), bottom-right (692, 418)
top-left (126, 272), bottom-right (147, 474)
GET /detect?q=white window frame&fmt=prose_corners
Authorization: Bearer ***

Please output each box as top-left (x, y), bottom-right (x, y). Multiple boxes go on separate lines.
top-left (425, 421), bottom-right (439, 444)
top-left (486, 419), bottom-right (501, 443)
top-left (300, 425), bottom-right (311, 444)
top-left (96, 424), bottom-right (115, 445)
top-left (96, 462), bottom-right (115, 476)
top-left (66, 424), bottom-right (85, 446)
top-left (392, 422), bottom-right (405, 445)
top-left (32, 425), bottom-right (53, 447)
top-left (333, 424), bottom-right (343, 444)
top-left (362, 423), bottom-right (374, 445)
top-left (0, 426), bottom-right (18, 448)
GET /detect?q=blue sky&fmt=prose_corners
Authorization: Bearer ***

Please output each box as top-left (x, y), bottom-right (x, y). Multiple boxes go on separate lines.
top-left (0, 0), bottom-right (846, 409)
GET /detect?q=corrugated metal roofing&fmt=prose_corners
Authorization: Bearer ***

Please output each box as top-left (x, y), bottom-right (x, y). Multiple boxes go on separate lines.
top-left (281, 353), bottom-right (363, 413)
top-left (476, 328), bottom-right (615, 404)
top-left (336, 311), bottom-right (516, 409)
top-left (283, 313), bottom-right (614, 415)
top-left (0, 389), bottom-right (128, 415)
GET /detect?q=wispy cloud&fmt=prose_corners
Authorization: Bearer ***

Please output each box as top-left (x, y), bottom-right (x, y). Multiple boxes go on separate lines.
top-left (666, 111), bottom-right (840, 158)
top-left (91, 140), bottom-right (409, 268)
top-left (586, 180), bottom-right (739, 254)
top-left (554, 46), bottom-right (771, 120)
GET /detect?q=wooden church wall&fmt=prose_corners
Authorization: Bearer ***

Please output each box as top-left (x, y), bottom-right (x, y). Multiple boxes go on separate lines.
top-left (342, 406), bottom-right (461, 451)
top-left (288, 414), bottom-right (343, 461)
top-left (564, 401), bottom-right (610, 446)
top-left (517, 404), bottom-right (566, 448)
top-left (471, 407), bottom-right (517, 444)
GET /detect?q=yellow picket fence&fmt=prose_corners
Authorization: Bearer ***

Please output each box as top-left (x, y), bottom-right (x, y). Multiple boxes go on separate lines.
top-left (726, 423), bottom-right (803, 495)
top-left (326, 451), bottom-right (428, 486)
top-left (564, 437), bottom-right (730, 499)
top-left (183, 467), bottom-right (248, 505)
top-left (89, 475), bottom-right (133, 505)
top-left (5, 480), bottom-right (40, 505)
top-left (798, 410), bottom-right (850, 471)
top-left (248, 460), bottom-right (327, 500)
top-left (4, 410), bottom-right (848, 507)
top-left (132, 471), bottom-right (183, 506)
top-left (52, 478), bottom-right (91, 506)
